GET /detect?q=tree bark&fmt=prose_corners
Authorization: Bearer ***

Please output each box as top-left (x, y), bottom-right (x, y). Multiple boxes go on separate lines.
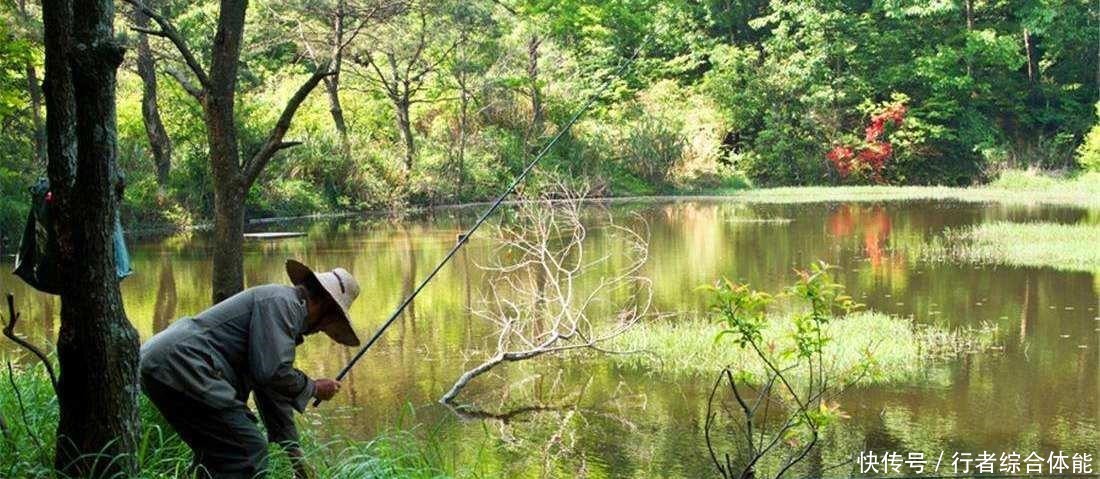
top-left (42, 0), bottom-right (141, 475)
top-left (395, 96), bottom-right (415, 172)
top-left (207, 0), bottom-right (248, 303)
top-left (133, 0), bottom-right (173, 192)
top-left (325, 75), bottom-right (347, 142)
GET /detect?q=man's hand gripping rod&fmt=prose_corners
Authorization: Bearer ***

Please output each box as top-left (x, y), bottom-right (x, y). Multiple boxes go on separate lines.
top-left (314, 40), bottom-right (647, 407)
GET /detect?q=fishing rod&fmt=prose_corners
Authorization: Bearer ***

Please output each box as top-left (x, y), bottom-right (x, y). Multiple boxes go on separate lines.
top-left (315, 38), bottom-right (648, 407)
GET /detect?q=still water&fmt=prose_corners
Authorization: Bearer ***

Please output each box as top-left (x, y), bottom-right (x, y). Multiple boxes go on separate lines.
top-left (2, 199), bottom-right (1098, 477)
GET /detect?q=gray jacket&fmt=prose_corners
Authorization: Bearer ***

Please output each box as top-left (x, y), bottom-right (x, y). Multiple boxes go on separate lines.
top-left (140, 284), bottom-right (316, 442)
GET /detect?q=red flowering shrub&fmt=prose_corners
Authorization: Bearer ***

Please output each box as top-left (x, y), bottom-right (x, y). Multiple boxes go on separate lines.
top-left (827, 100), bottom-right (906, 183)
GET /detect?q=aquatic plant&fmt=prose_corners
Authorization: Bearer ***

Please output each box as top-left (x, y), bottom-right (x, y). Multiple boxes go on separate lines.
top-left (921, 221), bottom-right (1100, 272)
top-left (703, 262), bottom-right (865, 479)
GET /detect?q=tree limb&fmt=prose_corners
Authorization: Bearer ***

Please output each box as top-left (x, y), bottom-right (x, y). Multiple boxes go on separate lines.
top-left (243, 63), bottom-right (333, 187)
top-left (165, 67), bottom-right (204, 101)
top-left (2, 294), bottom-right (57, 392)
top-left (121, 0), bottom-right (210, 88)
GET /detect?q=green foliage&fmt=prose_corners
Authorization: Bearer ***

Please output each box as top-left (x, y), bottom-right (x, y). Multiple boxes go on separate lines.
top-left (0, 362), bottom-right (462, 478)
top-left (1, 0), bottom-right (1095, 233)
top-left (1077, 104), bottom-right (1100, 172)
top-left (705, 280), bottom-right (772, 348)
top-left (709, 262), bottom-right (861, 359)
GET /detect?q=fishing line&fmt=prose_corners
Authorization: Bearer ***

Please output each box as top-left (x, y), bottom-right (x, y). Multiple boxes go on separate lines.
top-left (315, 37), bottom-right (649, 406)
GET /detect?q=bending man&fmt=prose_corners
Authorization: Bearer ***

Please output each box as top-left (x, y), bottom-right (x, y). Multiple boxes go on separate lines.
top-left (140, 259), bottom-right (362, 478)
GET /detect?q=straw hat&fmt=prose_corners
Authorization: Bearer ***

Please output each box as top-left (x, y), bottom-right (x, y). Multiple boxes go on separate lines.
top-left (285, 259), bottom-right (361, 347)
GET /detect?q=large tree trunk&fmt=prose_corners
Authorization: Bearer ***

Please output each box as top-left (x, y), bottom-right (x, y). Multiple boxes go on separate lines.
top-left (42, 0), bottom-right (141, 475)
top-left (207, 0), bottom-right (248, 303)
top-left (133, 0), bottom-right (173, 192)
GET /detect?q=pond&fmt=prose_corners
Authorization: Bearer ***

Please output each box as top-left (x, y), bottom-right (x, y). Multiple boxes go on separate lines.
top-left (2, 198), bottom-right (1098, 477)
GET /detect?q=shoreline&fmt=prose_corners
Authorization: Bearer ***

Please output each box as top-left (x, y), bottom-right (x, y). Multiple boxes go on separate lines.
top-left (117, 182), bottom-right (1100, 241)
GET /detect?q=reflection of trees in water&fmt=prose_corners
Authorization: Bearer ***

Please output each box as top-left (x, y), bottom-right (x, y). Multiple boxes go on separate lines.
top-left (827, 204), bottom-right (894, 268)
top-left (442, 373), bottom-right (645, 477)
top-left (1020, 276), bottom-right (1031, 342)
top-left (400, 226), bottom-right (417, 326)
top-left (152, 258), bottom-right (177, 333)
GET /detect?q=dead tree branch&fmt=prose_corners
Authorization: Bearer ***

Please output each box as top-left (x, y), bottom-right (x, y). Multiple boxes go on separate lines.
top-left (2, 294), bottom-right (57, 391)
top-left (441, 183), bottom-right (652, 405)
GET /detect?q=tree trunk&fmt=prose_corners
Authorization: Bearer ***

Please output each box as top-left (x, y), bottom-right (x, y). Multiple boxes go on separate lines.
top-left (395, 96), bottom-right (415, 173)
top-left (25, 63), bottom-right (46, 165)
top-left (326, 0), bottom-right (348, 146)
top-left (17, 0), bottom-right (45, 165)
top-left (964, 0), bottom-right (974, 78)
top-left (207, 0), bottom-right (248, 303)
top-left (527, 34), bottom-right (542, 143)
top-left (133, 0), bottom-right (173, 192)
top-left (211, 185), bottom-right (245, 303)
top-left (42, 0), bottom-right (141, 475)
top-left (1023, 28), bottom-right (1037, 84)
top-left (325, 75), bottom-right (347, 144)
top-left (455, 38), bottom-right (469, 197)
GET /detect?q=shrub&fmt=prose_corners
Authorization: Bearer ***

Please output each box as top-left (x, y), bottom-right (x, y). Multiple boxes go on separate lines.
top-left (246, 178), bottom-right (326, 218)
top-left (1076, 105), bottom-right (1100, 172)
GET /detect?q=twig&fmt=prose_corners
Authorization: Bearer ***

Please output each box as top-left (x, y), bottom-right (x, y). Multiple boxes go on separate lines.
top-left (2, 293), bottom-right (57, 391)
top-left (6, 360), bottom-right (43, 450)
top-left (0, 397), bottom-right (9, 440)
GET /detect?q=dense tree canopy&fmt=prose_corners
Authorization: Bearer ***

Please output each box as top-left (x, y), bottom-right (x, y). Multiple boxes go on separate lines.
top-left (0, 0), bottom-right (1096, 236)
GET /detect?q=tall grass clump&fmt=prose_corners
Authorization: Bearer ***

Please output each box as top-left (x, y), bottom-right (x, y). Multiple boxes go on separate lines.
top-left (606, 310), bottom-right (988, 383)
top-left (922, 221), bottom-right (1100, 272)
top-left (607, 310), bottom-right (1003, 385)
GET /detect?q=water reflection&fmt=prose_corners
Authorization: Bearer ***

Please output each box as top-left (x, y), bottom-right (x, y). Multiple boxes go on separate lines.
top-left (152, 257), bottom-right (177, 334)
top-left (0, 200), bottom-right (1097, 477)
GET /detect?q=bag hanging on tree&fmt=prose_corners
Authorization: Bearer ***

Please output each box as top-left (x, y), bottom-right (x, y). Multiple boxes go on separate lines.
top-left (12, 178), bottom-right (133, 295)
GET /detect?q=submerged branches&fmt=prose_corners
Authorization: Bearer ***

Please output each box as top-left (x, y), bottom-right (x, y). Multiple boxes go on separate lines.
top-left (2, 294), bottom-right (56, 391)
top-left (441, 184), bottom-right (652, 405)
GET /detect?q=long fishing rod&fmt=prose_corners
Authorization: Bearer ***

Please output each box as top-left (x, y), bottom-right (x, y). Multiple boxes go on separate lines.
top-left (315, 39), bottom-right (648, 407)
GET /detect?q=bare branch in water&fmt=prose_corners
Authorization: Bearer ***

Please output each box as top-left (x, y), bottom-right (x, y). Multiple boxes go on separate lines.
top-left (441, 182), bottom-right (652, 405)
top-left (2, 293), bottom-right (57, 391)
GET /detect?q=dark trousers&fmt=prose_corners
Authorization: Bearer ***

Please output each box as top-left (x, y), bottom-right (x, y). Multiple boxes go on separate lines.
top-left (142, 376), bottom-right (269, 479)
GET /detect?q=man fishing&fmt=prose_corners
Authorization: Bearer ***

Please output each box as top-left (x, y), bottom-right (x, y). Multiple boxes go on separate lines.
top-left (140, 259), bottom-right (362, 478)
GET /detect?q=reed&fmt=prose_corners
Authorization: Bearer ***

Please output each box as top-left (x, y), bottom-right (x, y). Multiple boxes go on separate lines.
top-left (605, 311), bottom-right (998, 382)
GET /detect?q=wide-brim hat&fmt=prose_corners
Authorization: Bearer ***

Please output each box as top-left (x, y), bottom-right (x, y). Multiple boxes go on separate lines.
top-left (285, 259), bottom-right (361, 347)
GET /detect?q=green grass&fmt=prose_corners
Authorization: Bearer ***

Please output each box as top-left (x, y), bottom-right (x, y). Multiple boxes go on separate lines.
top-left (921, 221), bottom-right (1100, 272)
top-left (606, 311), bottom-right (998, 382)
top-left (659, 170), bottom-right (1100, 208)
top-left (0, 363), bottom-right (456, 479)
